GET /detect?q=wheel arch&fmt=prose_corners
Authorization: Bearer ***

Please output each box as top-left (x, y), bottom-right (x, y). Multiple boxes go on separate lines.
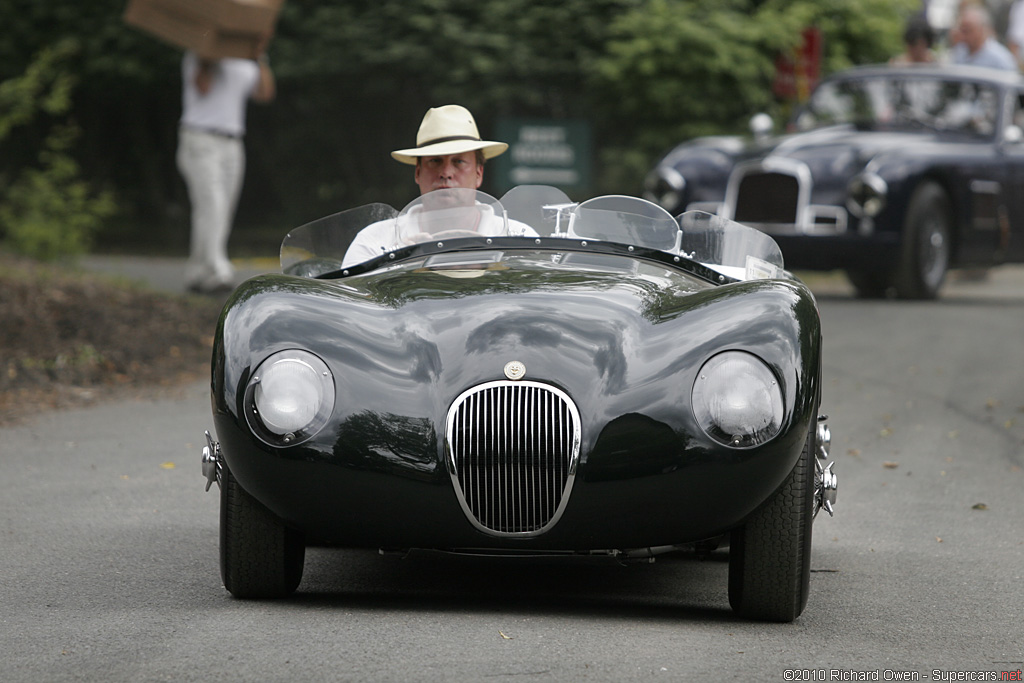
top-left (876, 161), bottom-right (964, 259)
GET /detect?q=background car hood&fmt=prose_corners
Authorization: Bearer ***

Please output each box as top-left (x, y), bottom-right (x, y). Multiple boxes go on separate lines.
top-left (751, 125), bottom-right (940, 179)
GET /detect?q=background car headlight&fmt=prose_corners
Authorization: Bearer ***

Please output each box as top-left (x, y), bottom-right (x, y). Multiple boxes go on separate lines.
top-left (846, 172), bottom-right (888, 218)
top-left (244, 350), bottom-right (334, 446)
top-left (691, 351), bottom-right (784, 448)
top-left (643, 167), bottom-right (686, 211)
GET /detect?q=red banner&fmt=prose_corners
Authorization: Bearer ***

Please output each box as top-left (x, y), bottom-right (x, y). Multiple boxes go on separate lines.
top-left (773, 27), bottom-right (823, 101)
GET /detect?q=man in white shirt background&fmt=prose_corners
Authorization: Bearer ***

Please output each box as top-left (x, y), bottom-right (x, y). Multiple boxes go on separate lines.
top-left (950, 5), bottom-right (1017, 70)
top-left (176, 39), bottom-right (275, 294)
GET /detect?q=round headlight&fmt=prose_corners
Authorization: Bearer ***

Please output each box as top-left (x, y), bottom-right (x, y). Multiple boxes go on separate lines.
top-left (643, 167), bottom-right (686, 211)
top-left (244, 350), bottom-right (334, 446)
top-left (692, 351), bottom-right (784, 448)
top-left (846, 173), bottom-right (888, 218)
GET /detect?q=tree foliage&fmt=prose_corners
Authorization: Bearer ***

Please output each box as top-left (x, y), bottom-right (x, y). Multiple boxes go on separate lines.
top-left (0, 0), bottom-right (921, 251)
top-left (588, 0), bottom-right (918, 187)
top-left (0, 39), bottom-right (116, 260)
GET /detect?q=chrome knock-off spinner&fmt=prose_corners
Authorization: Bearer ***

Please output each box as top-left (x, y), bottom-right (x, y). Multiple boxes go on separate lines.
top-left (812, 417), bottom-right (837, 518)
top-left (201, 430), bottom-right (222, 492)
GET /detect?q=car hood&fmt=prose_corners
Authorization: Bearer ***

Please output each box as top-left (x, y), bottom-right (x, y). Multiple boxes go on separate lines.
top-left (213, 250), bottom-right (819, 472)
top-left (752, 125), bottom-right (938, 178)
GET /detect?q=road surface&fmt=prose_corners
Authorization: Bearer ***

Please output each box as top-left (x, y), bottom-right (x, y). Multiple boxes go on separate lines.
top-left (1, 263), bottom-right (1022, 681)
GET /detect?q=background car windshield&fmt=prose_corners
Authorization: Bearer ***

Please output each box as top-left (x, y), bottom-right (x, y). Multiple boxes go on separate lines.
top-left (800, 75), bottom-right (999, 138)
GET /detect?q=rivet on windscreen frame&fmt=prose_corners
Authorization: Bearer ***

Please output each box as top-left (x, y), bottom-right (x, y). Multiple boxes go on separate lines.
top-left (343, 270), bottom-right (350, 276)
top-left (719, 275), bottom-right (725, 282)
top-left (628, 246), bottom-right (635, 252)
top-left (486, 238), bottom-right (493, 244)
top-left (673, 257), bottom-right (680, 262)
top-left (388, 253), bottom-right (395, 260)
top-left (535, 238), bottom-right (541, 245)
top-left (581, 241), bottom-right (588, 247)
top-left (437, 242), bottom-right (444, 248)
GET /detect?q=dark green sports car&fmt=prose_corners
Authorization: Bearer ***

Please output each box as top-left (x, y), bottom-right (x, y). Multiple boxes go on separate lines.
top-left (201, 186), bottom-right (837, 621)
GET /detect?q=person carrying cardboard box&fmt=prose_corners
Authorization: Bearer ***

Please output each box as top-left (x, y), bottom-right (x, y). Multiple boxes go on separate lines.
top-left (175, 35), bottom-right (275, 294)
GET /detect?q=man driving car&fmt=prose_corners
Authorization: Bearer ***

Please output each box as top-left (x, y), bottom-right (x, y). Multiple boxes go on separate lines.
top-left (342, 105), bottom-right (535, 268)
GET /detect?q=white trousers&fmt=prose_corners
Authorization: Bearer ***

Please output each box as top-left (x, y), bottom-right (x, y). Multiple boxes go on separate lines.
top-left (176, 128), bottom-right (245, 290)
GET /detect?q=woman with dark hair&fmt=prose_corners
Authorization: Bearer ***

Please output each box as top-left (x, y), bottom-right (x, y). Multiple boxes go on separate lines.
top-left (891, 13), bottom-right (937, 64)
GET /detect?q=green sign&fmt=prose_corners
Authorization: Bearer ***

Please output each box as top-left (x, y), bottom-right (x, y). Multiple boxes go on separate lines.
top-left (492, 118), bottom-right (591, 195)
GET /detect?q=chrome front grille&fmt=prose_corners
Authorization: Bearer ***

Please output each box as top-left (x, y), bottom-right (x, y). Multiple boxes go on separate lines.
top-left (445, 380), bottom-right (581, 537)
top-left (724, 158), bottom-right (847, 235)
top-left (734, 171), bottom-right (800, 223)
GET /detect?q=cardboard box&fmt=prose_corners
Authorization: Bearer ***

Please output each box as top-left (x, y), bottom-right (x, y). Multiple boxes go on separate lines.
top-left (123, 0), bottom-right (283, 60)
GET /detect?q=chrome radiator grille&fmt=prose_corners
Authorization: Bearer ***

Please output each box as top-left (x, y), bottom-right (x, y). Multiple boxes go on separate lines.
top-left (734, 171), bottom-right (800, 223)
top-left (445, 380), bottom-right (581, 537)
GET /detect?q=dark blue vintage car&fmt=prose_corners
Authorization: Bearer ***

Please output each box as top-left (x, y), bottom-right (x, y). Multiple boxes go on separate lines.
top-left (644, 64), bottom-right (1024, 299)
top-left (201, 186), bottom-right (837, 622)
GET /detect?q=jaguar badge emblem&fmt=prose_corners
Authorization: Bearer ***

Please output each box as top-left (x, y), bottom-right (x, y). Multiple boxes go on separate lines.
top-left (504, 360), bottom-right (526, 381)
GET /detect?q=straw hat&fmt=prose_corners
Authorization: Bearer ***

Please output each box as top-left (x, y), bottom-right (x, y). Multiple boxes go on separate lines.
top-left (391, 105), bottom-right (508, 165)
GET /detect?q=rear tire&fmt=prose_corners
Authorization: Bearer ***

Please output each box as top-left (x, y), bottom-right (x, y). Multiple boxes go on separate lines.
top-left (220, 465), bottom-right (304, 598)
top-left (728, 428), bottom-right (815, 622)
top-left (893, 181), bottom-right (951, 300)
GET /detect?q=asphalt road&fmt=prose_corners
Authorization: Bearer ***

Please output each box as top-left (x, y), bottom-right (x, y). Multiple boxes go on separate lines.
top-left (1, 262), bottom-right (1022, 682)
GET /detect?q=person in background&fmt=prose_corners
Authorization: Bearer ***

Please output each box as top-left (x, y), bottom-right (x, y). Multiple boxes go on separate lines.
top-left (943, 0), bottom-right (977, 56)
top-left (176, 38), bottom-right (275, 294)
top-left (891, 13), bottom-right (938, 64)
top-left (1006, 0), bottom-right (1024, 70)
top-left (949, 4), bottom-right (1017, 70)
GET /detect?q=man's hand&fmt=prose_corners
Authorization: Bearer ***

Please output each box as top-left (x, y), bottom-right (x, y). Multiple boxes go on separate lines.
top-left (252, 32), bottom-right (276, 103)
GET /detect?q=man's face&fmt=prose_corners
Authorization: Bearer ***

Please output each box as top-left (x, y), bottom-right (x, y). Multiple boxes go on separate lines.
top-left (958, 14), bottom-right (987, 52)
top-left (415, 152), bottom-right (483, 196)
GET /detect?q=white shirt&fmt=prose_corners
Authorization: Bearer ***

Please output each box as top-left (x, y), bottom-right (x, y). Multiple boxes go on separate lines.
top-left (950, 38), bottom-right (1018, 71)
top-left (342, 203), bottom-right (538, 268)
top-left (180, 52), bottom-right (261, 136)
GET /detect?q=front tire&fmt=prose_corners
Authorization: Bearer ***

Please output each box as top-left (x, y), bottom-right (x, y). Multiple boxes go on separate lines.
top-left (893, 181), bottom-right (951, 300)
top-left (220, 464), bottom-right (305, 598)
top-left (728, 428), bottom-right (815, 622)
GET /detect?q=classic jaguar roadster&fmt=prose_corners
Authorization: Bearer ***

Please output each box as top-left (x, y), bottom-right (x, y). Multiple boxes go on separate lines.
top-left (200, 186), bottom-right (837, 622)
top-left (644, 64), bottom-right (1024, 299)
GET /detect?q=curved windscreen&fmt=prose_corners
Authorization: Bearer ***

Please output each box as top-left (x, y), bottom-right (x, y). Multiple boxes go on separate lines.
top-left (797, 72), bottom-right (1000, 139)
top-left (499, 185), bottom-right (574, 237)
top-left (281, 203), bottom-right (397, 277)
top-left (678, 211), bottom-right (784, 280)
top-left (568, 195), bottom-right (681, 252)
top-left (395, 189), bottom-right (506, 246)
top-left (279, 186), bottom-right (784, 282)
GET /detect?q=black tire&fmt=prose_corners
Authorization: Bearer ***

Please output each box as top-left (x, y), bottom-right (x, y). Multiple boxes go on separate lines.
top-left (728, 428), bottom-right (815, 622)
top-left (893, 181), bottom-right (951, 300)
top-left (220, 465), bottom-right (304, 598)
top-left (845, 269), bottom-right (891, 299)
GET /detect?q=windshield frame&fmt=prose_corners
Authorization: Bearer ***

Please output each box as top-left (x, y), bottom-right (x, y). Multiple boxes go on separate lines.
top-left (279, 186), bottom-right (786, 283)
